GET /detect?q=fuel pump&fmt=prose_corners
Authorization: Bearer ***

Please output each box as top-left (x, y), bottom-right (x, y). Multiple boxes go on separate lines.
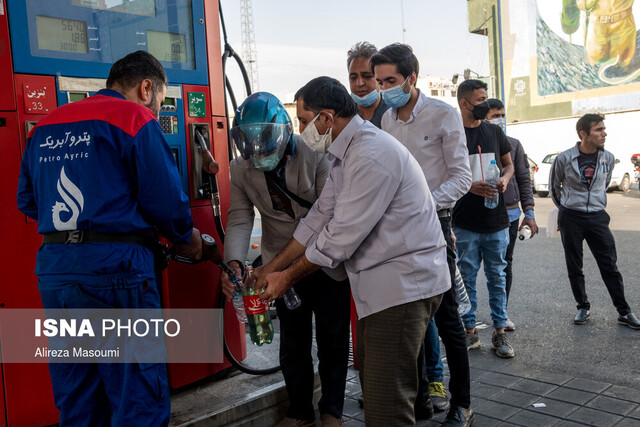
top-left (0, 0), bottom-right (245, 425)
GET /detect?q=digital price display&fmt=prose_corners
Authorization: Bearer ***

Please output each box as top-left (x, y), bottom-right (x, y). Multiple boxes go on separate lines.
top-left (36, 16), bottom-right (88, 54)
top-left (147, 30), bottom-right (188, 64)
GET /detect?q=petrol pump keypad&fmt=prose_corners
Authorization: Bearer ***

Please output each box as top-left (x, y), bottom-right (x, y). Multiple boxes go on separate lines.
top-left (160, 116), bottom-right (179, 134)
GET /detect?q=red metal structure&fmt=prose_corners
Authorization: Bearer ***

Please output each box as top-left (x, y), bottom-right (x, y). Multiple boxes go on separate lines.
top-left (0, 1), bottom-right (245, 424)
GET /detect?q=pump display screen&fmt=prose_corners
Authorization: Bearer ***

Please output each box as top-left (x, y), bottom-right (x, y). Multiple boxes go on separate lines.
top-left (71, 0), bottom-right (155, 17)
top-left (36, 16), bottom-right (88, 54)
top-left (148, 30), bottom-right (188, 63)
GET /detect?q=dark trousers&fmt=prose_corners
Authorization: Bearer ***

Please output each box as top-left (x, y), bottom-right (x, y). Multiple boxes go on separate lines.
top-left (558, 209), bottom-right (630, 315)
top-left (358, 297), bottom-right (442, 426)
top-left (417, 215), bottom-right (471, 409)
top-left (504, 219), bottom-right (519, 304)
top-left (40, 280), bottom-right (170, 427)
top-left (276, 270), bottom-right (351, 420)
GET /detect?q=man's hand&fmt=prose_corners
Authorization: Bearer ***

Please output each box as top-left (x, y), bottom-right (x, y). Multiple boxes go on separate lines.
top-left (469, 180), bottom-right (498, 198)
top-left (496, 176), bottom-right (509, 193)
top-left (174, 228), bottom-right (203, 260)
top-left (259, 271), bottom-right (293, 303)
top-left (520, 217), bottom-right (539, 238)
top-left (245, 263), bottom-right (277, 291)
top-left (221, 260), bottom-right (243, 299)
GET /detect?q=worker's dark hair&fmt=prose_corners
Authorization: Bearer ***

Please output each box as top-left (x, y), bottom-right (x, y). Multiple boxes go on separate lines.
top-left (370, 43), bottom-right (419, 79)
top-left (576, 113), bottom-right (605, 137)
top-left (456, 79), bottom-right (487, 102)
top-left (294, 76), bottom-right (358, 119)
top-left (106, 50), bottom-right (167, 95)
top-left (347, 41), bottom-right (378, 68)
top-left (487, 98), bottom-right (504, 110)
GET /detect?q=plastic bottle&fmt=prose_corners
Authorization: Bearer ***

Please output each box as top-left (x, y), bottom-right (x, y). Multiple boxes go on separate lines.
top-left (518, 225), bottom-right (532, 240)
top-left (242, 266), bottom-right (274, 346)
top-left (230, 276), bottom-right (248, 323)
top-left (283, 288), bottom-right (302, 310)
top-left (454, 265), bottom-right (472, 316)
top-left (484, 159), bottom-right (500, 209)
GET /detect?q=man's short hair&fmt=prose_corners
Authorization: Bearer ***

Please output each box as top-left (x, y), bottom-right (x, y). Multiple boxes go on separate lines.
top-left (294, 76), bottom-right (358, 119)
top-left (457, 79), bottom-right (488, 102)
top-left (369, 43), bottom-right (419, 79)
top-left (106, 50), bottom-right (167, 94)
top-left (347, 41), bottom-right (378, 68)
top-left (487, 98), bottom-right (504, 110)
top-left (576, 113), bottom-right (605, 137)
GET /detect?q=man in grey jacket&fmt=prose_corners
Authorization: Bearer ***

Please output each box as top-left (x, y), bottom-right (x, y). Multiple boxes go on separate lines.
top-left (221, 92), bottom-right (350, 427)
top-left (550, 113), bottom-right (639, 329)
top-left (486, 99), bottom-right (538, 331)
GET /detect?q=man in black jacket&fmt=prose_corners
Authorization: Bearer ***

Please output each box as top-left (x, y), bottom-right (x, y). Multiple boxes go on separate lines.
top-left (486, 99), bottom-right (538, 331)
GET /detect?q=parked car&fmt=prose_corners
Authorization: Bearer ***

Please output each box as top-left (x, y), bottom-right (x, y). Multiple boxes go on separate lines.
top-left (534, 152), bottom-right (634, 197)
top-left (527, 156), bottom-right (538, 193)
top-left (533, 153), bottom-right (559, 197)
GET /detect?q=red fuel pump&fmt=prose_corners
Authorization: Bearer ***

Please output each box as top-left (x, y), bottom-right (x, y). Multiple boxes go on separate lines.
top-left (0, 1), bottom-right (245, 425)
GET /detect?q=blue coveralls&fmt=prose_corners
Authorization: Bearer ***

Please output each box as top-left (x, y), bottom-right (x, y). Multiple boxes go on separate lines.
top-left (17, 89), bottom-right (193, 426)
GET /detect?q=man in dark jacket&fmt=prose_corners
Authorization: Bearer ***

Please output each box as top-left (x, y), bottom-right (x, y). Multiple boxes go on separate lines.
top-left (486, 99), bottom-right (538, 331)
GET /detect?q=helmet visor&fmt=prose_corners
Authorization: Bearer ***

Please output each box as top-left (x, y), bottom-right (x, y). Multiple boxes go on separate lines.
top-left (231, 123), bottom-right (292, 159)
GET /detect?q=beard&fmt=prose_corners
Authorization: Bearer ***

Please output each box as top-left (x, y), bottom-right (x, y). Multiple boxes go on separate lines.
top-left (144, 92), bottom-right (160, 118)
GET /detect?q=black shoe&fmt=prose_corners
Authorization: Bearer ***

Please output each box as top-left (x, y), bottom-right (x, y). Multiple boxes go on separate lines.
top-left (574, 309), bottom-right (590, 325)
top-left (442, 405), bottom-right (474, 427)
top-left (415, 398), bottom-right (434, 420)
top-left (618, 313), bottom-right (640, 330)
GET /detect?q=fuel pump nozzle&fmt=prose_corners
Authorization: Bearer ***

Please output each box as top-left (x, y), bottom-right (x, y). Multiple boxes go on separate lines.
top-left (171, 234), bottom-right (239, 284)
top-left (194, 129), bottom-right (220, 175)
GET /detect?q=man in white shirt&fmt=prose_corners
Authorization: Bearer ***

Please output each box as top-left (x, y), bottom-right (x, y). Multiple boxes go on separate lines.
top-left (251, 76), bottom-right (449, 426)
top-left (372, 42), bottom-right (474, 427)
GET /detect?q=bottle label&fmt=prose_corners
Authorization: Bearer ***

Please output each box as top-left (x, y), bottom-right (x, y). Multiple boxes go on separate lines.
top-left (243, 295), bottom-right (268, 315)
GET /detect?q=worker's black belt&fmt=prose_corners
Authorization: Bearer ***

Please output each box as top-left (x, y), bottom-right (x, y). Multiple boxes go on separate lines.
top-left (437, 209), bottom-right (451, 218)
top-left (42, 230), bottom-right (156, 248)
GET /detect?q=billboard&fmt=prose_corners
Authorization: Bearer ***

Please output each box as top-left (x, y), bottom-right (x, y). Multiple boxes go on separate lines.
top-left (500, 0), bottom-right (640, 122)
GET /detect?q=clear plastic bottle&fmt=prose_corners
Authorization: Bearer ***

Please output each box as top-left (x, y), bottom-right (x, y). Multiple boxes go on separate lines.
top-left (283, 288), bottom-right (302, 310)
top-left (454, 265), bottom-right (471, 316)
top-left (242, 267), bottom-right (274, 346)
top-left (230, 276), bottom-right (247, 323)
top-left (518, 225), bottom-right (532, 240)
top-left (484, 159), bottom-right (500, 209)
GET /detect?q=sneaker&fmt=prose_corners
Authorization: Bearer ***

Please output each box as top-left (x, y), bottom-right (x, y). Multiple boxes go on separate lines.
top-left (618, 313), bottom-right (640, 330)
top-left (574, 309), bottom-right (590, 325)
top-left (491, 331), bottom-right (515, 358)
top-left (275, 417), bottom-right (315, 427)
top-left (320, 414), bottom-right (343, 426)
top-left (428, 381), bottom-right (450, 412)
top-left (415, 398), bottom-right (434, 420)
top-left (466, 330), bottom-right (481, 350)
top-left (504, 319), bottom-right (515, 331)
top-left (442, 405), bottom-right (474, 427)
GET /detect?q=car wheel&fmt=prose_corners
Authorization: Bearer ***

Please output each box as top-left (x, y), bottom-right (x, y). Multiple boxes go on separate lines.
top-left (618, 174), bottom-right (630, 192)
top-left (538, 190), bottom-right (549, 198)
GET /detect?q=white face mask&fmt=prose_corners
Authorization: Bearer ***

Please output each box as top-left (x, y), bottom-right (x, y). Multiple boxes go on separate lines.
top-left (300, 114), bottom-right (332, 153)
top-left (489, 117), bottom-right (506, 132)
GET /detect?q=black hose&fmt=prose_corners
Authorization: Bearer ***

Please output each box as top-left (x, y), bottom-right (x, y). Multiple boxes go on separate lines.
top-left (216, 0), bottom-right (280, 376)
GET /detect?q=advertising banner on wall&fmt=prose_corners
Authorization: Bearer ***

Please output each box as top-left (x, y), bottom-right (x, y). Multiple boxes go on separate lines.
top-left (501, 0), bottom-right (640, 123)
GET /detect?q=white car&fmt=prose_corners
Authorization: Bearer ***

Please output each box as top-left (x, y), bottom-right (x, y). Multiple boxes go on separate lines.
top-left (533, 153), bottom-right (558, 198)
top-left (534, 152), bottom-right (633, 197)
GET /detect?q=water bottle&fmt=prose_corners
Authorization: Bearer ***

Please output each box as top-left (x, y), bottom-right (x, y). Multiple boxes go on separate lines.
top-left (454, 265), bottom-right (471, 316)
top-left (518, 225), bottom-right (532, 240)
top-left (283, 288), bottom-right (302, 310)
top-left (230, 277), bottom-right (247, 323)
top-left (242, 267), bottom-right (274, 346)
top-left (484, 159), bottom-right (500, 209)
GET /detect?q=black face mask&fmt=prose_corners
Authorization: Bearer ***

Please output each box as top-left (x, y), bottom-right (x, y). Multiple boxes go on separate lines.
top-left (470, 100), bottom-right (490, 121)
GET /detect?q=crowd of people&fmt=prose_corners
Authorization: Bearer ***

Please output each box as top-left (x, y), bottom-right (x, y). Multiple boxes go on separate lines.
top-left (17, 44), bottom-right (640, 427)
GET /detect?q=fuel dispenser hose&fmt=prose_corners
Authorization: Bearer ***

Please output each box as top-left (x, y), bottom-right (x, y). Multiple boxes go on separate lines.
top-left (215, 1), bottom-right (281, 375)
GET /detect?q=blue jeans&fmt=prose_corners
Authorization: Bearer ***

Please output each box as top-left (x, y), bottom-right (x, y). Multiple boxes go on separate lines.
top-left (425, 318), bottom-right (443, 382)
top-left (454, 227), bottom-right (509, 330)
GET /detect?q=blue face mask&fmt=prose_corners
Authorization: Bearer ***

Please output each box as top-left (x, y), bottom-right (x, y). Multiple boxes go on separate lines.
top-left (380, 76), bottom-right (411, 108)
top-left (252, 152), bottom-right (282, 171)
top-left (351, 89), bottom-right (380, 107)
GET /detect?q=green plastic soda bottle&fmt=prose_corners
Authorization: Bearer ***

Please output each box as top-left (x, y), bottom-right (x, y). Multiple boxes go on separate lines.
top-left (242, 267), bottom-right (274, 346)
